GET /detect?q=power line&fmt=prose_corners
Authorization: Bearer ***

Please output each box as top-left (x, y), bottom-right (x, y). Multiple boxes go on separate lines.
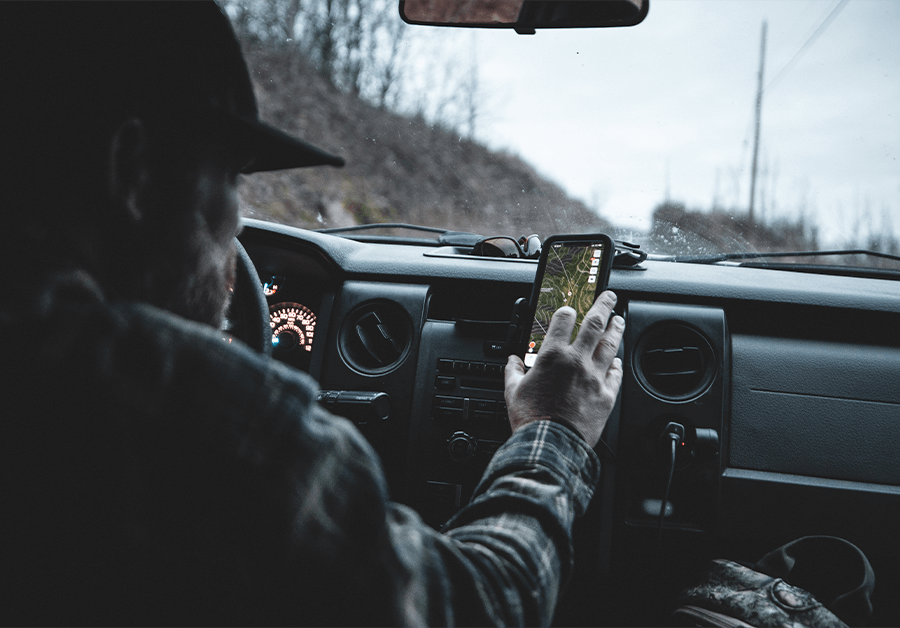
top-left (763, 0), bottom-right (849, 95)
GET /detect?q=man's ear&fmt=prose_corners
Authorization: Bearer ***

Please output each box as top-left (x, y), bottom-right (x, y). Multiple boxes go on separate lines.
top-left (107, 117), bottom-right (150, 223)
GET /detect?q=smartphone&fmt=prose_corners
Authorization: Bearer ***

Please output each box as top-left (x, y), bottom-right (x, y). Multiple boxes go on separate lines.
top-left (521, 233), bottom-right (614, 368)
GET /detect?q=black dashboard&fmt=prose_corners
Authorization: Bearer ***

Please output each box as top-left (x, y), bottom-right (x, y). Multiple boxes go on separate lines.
top-left (239, 217), bottom-right (900, 627)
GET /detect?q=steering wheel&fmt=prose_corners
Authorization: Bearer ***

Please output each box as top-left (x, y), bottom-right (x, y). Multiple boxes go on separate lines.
top-left (229, 237), bottom-right (272, 356)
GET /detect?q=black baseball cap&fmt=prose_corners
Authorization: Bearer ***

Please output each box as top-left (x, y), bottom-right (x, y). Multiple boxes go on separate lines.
top-left (192, 3), bottom-right (347, 172)
top-left (1, 2), bottom-right (344, 173)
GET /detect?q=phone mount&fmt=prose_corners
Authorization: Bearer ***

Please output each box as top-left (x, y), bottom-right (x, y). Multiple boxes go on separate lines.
top-left (504, 297), bottom-right (530, 357)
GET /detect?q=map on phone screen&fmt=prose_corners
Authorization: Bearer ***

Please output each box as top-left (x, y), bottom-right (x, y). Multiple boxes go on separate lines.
top-left (525, 241), bottom-right (607, 367)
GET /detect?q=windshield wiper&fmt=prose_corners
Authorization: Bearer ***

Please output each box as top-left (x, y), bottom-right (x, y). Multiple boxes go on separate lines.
top-left (660, 249), bottom-right (900, 264)
top-left (656, 249), bottom-right (900, 280)
top-left (317, 223), bottom-right (444, 236)
top-left (316, 223), bottom-right (482, 246)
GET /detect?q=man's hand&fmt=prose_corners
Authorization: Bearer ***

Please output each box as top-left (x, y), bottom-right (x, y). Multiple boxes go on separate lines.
top-left (505, 290), bottom-right (625, 448)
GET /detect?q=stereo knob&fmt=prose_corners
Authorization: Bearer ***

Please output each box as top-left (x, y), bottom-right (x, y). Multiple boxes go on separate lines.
top-left (447, 431), bottom-right (476, 462)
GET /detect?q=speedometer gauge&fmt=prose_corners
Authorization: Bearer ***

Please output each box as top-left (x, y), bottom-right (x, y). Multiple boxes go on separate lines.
top-left (269, 302), bottom-right (316, 353)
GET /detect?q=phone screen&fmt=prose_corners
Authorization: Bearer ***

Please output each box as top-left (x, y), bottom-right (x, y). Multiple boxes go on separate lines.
top-left (524, 239), bottom-right (610, 367)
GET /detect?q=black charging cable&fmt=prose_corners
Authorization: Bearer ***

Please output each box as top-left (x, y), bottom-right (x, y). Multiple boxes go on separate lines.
top-left (657, 422), bottom-right (685, 549)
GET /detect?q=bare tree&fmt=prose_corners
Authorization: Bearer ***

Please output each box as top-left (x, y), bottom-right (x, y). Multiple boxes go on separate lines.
top-left (224, 0), bottom-right (479, 138)
top-left (461, 32), bottom-right (480, 139)
top-left (369, 6), bottom-right (407, 108)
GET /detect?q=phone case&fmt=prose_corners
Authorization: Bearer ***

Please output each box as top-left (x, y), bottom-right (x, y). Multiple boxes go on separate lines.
top-left (519, 233), bottom-right (614, 362)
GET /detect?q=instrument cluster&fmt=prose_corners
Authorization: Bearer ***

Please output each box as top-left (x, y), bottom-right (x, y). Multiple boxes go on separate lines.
top-left (262, 274), bottom-right (324, 373)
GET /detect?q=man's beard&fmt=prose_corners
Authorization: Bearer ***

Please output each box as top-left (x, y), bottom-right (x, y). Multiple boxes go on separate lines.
top-left (161, 238), bottom-right (237, 330)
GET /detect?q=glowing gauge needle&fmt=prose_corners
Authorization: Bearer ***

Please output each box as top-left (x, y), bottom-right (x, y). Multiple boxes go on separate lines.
top-left (269, 302), bottom-right (316, 352)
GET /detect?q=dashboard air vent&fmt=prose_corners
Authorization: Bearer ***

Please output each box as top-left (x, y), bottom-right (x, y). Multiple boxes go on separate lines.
top-left (633, 323), bottom-right (716, 401)
top-left (339, 301), bottom-right (413, 375)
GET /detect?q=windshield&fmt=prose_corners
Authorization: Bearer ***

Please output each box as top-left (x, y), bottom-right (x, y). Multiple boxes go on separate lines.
top-left (229, 0), bottom-right (899, 269)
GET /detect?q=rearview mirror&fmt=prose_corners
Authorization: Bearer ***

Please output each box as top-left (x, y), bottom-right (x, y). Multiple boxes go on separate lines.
top-left (399, 0), bottom-right (648, 34)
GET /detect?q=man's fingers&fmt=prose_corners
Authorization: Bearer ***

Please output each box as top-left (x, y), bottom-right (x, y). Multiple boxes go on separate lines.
top-left (571, 290), bottom-right (618, 354)
top-left (606, 356), bottom-right (624, 387)
top-left (594, 314), bottom-right (625, 367)
top-left (602, 356), bottom-right (625, 407)
top-left (542, 305), bottom-right (577, 346)
top-left (505, 354), bottom-right (526, 392)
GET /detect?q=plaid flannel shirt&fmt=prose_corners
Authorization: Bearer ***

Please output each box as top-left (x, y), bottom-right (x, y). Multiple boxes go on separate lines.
top-left (1, 271), bottom-right (601, 626)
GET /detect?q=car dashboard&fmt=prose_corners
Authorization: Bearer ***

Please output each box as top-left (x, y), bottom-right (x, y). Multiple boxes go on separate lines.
top-left (239, 217), bottom-right (900, 627)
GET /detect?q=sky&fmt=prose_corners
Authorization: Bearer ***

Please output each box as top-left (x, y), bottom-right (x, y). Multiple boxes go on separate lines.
top-left (421, 0), bottom-right (900, 246)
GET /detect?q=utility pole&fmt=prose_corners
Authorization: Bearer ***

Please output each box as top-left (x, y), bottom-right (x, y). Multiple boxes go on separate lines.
top-left (749, 20), bottom-right (767, 223)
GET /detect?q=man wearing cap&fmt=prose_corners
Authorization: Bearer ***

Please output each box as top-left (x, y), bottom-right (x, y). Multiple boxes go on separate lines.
top-left (0, 3), bottom-right (624, 626)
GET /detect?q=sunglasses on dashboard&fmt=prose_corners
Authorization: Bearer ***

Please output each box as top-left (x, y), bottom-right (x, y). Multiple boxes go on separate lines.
top-left (471, 234), bottom-right (542, 259)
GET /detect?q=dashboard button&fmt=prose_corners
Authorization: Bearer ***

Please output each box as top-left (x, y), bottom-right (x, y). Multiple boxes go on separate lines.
top-left (433, 406), bottom-right (464, 421)
top-left (483, 340), bottom-right (506, 356)
top-left (434, 395), bottom-right (464, 408)
top-left (470, 399), bottom-right (496, 413)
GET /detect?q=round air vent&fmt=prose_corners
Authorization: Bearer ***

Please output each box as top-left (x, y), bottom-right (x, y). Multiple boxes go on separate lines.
top-left (339, 301), bottom-right (413, 375)
top-left (633, 323), bottom-right (716, 401)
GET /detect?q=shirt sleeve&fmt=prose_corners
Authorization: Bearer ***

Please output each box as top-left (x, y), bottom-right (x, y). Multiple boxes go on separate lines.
top-left (289, 392), bottom-right (600, 627)
top-left (383, 420), bottom-right (601, 627)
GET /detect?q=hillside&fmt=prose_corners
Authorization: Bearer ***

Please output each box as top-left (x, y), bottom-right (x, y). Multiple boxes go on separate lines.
top-left (237, 42), bottom-right (611, 238)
